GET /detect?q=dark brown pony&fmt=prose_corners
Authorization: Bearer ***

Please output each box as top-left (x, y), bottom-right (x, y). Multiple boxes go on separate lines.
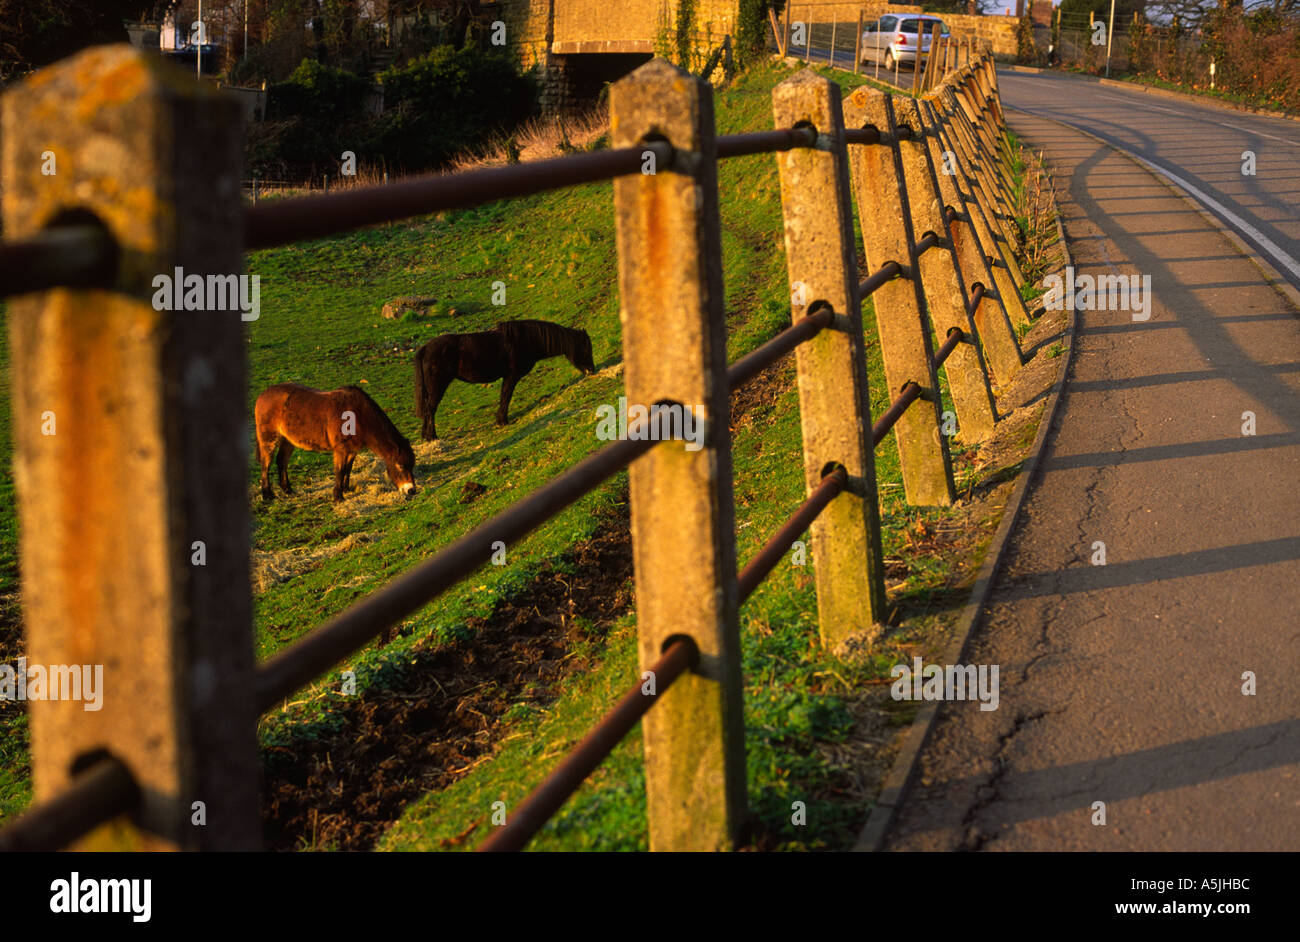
top-left (255, 384), bottom-right (417, 502)
top-left (414, 318), bottom-right (597, 441)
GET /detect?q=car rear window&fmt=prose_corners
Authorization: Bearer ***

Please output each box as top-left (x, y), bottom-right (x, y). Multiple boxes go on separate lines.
top-left (901, 19), bottom-right (945, 34)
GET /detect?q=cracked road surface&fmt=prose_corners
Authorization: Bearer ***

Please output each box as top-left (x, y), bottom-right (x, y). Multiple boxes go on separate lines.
top-left (882, 85), bottom-right (1300, 851)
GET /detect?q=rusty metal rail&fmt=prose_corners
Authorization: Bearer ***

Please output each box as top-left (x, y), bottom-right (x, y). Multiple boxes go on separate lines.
top-left (0, 223), bottom-right (118, 299)
top-left (857, 259), bottom-right (904, 300)
top-left (245, 143), bottom-right (674, 249)
top-left (737, 468), bottom-right (848, 601)
top-left (0, 754), bottom-right (138, 852)
top-left (932, 327), bottom-right (965, 368)
top-left (871, 381), bottom-right (924, 445)
top-left (246, 125), bottom-right (850, 250)
top-left (728, 306), bottom-right (834, 389)
top-left (0, 123), bottom-right (906, 297)
top-left (718, 126), bottom-right (816, 158)
top-left (477, 636), bottom-right (698, 852)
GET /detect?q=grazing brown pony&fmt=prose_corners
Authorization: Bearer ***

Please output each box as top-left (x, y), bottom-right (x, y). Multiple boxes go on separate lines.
top-left (414, 318), bottom-right (597, 441)
top-left (255, 384), bottom-right (417, 502)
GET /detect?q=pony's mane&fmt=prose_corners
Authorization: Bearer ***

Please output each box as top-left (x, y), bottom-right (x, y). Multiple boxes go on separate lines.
top-left (497, 319), bottom-right (583, 359)
top-left (343, 385), bottom-right (411, 450)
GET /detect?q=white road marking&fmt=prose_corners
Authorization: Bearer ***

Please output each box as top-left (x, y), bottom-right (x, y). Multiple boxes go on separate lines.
top-left (1004, 102), bottom-right (1300, 289)
top-left (1126, 154), bottom-right (1300, 284)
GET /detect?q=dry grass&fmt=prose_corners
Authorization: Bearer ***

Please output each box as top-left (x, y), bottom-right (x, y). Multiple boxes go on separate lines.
top-left (1019, 153), bottom-right (1062, 287)
top-left (244, 106), bottom-right (611, 202)
top-left (447, 105), bottom-right (610, 172)
top-left (252, 531), bottom-right (377, 593)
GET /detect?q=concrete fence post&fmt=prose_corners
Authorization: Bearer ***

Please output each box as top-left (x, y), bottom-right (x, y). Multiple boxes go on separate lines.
top-left (772, 69), bottom-right (889, 646)
top-left (980, 54), bottom-right (1006, 130)
top-left (914, 97), bottom-right (1024, 386)
top-left (854, 10), bottom-right (864, 75)
top-left (941, 83), bottom-right (1022, 253)
top-left (1, 46), bottom-right (259, 849)
top-left (923, 24), bottom-right (943, 92)
top-left (957, 71), bottom-right (1016, 201)
top-left (957, 74), bottom-right (1023, 250)
top-left (609, 59), bottom-right (745, 852)
top-left (912, 28), bottom-right (925, 96)
top-left (923, 97), bottom-right (1033, 331)
top-left (891, 95), bottom-right (1002, 434)
top-left (842, 86), bottom-right (962, 501)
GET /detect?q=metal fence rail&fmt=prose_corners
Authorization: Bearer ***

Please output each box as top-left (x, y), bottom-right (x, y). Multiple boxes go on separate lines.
top-left (0, 43), bottom-right (1027, 852)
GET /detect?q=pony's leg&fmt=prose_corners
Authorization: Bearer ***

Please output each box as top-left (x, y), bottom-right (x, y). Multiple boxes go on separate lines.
top-left (427, 373), bottom-right (454, 440)
top-left (277, 440), bottom-right (295, 494)
top-left (342, 455), bottom-right (356, 491)
top-left (496, 376), bottom-right (514, 425)
top-left (258, 433), bottom-right (278, 500)
top-left (332, 449), bottom-right (347, 502)
top-left (496, 363), bottom-right (532, 425)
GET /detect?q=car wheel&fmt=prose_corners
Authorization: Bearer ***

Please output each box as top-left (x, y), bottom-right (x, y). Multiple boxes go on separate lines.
top-left (884, 50), bottom-right (895, 70)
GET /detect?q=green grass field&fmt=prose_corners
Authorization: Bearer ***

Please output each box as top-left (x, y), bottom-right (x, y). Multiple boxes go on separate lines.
top-left (1, 61), bottom-right (1002, 848)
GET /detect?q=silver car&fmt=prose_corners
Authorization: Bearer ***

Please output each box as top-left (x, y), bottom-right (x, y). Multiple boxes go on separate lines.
top-left (861, 14), bottom-right (951, 71)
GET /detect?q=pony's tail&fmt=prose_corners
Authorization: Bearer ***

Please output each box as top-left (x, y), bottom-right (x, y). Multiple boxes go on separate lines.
top-left (414, 344), bottom-right (431, 431)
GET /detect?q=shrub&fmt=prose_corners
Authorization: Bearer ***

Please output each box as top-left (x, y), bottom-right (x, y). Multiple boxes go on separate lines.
top-left (1016, 11), bottom-right (1038, 66)
top-left (370, 45), bottom-right (536, 170)
top-left (246, 46), bottom-right (537, 178)
top-left (268, 58), bottom-right (372, 124)
top-left (736, 0), bottom-right (771, 68)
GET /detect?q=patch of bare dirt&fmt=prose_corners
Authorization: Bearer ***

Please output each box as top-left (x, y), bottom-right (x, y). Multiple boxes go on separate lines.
top-left (730, 356), bottom-right (796, 433)
top-left (260, 503), bottom-right (633, 852)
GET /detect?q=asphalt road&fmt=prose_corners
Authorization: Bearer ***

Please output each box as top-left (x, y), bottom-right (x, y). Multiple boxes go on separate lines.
top-left (883, 77), bottom-right (1300, 850)
top-left (998, 70), bottom-right (1300, 296)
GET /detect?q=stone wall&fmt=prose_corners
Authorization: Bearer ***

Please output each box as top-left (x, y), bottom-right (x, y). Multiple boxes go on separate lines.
top-left (782, 2), bottom-right (921, 24)
top-left (942, 13), bottom-right (1021, 57)
top-left (500, 0), bottom-right (742, 111)
top-left (499, 0), bottom-right (553, 70)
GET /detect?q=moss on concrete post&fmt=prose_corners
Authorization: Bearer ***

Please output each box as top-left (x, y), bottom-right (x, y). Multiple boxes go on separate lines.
top-left (2, 46), bottom-right (258, 849)
top-left (772, 69), bottom-right (889, 649)
top-left (609, 58), bottom-right (745, 852)
top-left (842, 86), bottom-right (960, 501)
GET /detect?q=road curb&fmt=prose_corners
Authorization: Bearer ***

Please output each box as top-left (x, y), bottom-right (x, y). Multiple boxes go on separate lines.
top-left (853, 169), bottom-right (1078, 853)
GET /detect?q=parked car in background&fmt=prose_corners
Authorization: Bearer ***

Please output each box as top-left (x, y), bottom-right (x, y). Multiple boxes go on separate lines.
top-left (860, 14), bottom-right (950, 71)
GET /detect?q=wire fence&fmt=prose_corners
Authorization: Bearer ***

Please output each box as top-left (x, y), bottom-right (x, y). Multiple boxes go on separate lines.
top-left (0, 41), bottom-right (1032, 852)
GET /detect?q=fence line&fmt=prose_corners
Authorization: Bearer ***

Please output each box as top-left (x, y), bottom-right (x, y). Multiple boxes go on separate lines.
top-left (0, 42), bottom-right (1031, 852)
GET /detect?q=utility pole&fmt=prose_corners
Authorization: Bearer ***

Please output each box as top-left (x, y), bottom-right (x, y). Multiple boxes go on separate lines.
top-left (1105, 0), bottom-right (1116, 77)
top-left (197, 0), bottom-right (203, 81)
top-left (245, 0), bottom-right (249, 59)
